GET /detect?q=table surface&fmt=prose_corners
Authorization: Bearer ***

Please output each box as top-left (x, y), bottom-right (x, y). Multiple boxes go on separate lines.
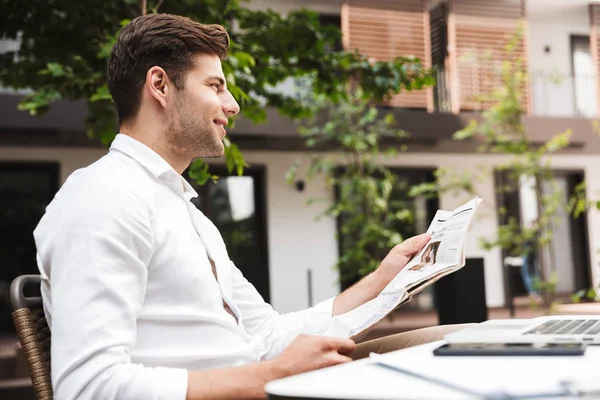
top-left (265, 340), bottom-right (600, 400)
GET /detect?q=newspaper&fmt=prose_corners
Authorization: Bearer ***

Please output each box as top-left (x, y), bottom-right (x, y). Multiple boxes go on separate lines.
top-left (323, 197), bottom-right (482, 339)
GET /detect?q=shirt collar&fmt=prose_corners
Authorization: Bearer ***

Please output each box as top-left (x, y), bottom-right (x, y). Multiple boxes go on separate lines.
top-left (110, 133), bottom-right (198, 200)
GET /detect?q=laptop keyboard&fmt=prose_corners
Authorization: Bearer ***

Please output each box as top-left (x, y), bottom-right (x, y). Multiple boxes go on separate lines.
top-left (524, 319), bottom-right (600, 336)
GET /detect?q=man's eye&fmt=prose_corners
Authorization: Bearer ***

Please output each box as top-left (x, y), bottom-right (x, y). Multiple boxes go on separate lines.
top-left (211, 83), bottom-right (221, 91)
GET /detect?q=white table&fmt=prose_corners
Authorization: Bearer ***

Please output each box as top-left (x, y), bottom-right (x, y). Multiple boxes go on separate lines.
top-left (265, 340), bottom-right (600, 399)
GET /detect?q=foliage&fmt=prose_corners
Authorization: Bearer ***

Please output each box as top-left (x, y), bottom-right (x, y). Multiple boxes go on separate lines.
top-left (572, 286), bottom-right (600, 303)
top-left (0, 0), bottom-right (432, 184)
top-left (411, 25), bottom-right (580, 311)
top-left (287, 88), bottom-right (424, 282)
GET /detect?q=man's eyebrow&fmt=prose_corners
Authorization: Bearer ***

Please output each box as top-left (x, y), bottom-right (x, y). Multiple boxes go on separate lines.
top-left (207, 75), bottom-right (226, 87)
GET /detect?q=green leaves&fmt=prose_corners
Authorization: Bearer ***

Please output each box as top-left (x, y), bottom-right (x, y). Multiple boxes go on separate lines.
top-left (189, 159), bottom-right (218, 186)
top-left (539, 130), bottom-right (572, 155)
top-left (40, 62), bottom-right (71, 78)
top-left (291, 86), bottom-right (431, 280)
top-left (90, 84), bottom-right (112, 102)
top-left (18, 88), bottom-right (61, 115)
top-left (223, 138), bottom-right (248, 176)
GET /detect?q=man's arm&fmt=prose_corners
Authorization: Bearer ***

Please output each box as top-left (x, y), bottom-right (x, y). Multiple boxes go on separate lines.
top-left (186, 334), bottom-right (355, 400)
top-left (230, 233), bottom-right (430, 360)
top-left (332, 233), bottom-right (431, 316)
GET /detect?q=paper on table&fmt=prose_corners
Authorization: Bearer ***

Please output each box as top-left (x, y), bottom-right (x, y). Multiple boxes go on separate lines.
top-left (369, 346), bottom-right (599, 399)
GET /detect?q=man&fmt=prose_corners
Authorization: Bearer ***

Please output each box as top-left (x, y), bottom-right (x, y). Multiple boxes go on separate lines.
top-left (34, 14), bottom-right (469, 400)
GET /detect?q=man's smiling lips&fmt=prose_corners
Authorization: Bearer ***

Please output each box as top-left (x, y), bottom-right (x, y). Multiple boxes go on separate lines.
top-left (213, 118), bottom-right (228, 135)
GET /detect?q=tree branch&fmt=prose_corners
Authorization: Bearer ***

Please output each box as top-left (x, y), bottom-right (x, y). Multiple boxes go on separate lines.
top-left (152, 0), bottom-right (164, 13)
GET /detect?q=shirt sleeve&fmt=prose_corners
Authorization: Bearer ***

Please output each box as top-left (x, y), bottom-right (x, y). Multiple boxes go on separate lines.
top-left (34, 184), bottom-right (188, 400)
top-left (229, 262), bottom-right (336, 360)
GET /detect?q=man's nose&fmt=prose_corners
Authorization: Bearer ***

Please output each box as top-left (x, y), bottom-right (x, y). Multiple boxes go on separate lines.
top-left (222, 91), bottom-right (240, 116)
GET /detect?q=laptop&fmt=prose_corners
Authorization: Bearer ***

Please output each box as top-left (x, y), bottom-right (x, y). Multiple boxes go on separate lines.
top-left (444, 315), bottom-right (600, 344)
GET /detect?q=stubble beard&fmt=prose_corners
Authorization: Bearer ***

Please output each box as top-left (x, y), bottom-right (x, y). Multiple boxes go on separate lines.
top-left (168, 96), bottom-right (224, 161)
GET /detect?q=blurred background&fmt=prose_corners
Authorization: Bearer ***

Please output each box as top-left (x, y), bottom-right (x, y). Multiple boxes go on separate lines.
top-left (2, 0), bottom-right (600, 397)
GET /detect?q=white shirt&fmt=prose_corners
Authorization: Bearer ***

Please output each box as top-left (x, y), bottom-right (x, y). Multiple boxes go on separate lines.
top-left (34, 134), bottom-right (335, 400)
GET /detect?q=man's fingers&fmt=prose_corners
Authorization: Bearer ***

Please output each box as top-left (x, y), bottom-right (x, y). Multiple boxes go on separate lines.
top-left (331, 354), bottom-right (353, 365)
top-left (334, 338), bottom-right (356, 355)
top-left (398, 233), bottom-right (431, 256)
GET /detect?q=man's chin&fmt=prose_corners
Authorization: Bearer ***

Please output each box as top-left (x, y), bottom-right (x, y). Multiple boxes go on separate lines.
top-left (193, 145), bottom-right (225, 159)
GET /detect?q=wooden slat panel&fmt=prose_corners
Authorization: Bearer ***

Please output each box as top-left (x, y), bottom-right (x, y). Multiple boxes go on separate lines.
top-left (591, 3), bottom-right (600, 25)
top-left (453, 0), bottom-right (525, 19)
top-left (347, 0), bottom-right (424, 12)
top-left (349, 13), bottom-right (423, 20)
top-left (349, 31), bottom-right (426, 42)
top-left (457, 28), bottom-right (524, 38)
top-left (344, 0), bottom-right (432, 109)
top-left (449, 0), bottom-right (529, 112)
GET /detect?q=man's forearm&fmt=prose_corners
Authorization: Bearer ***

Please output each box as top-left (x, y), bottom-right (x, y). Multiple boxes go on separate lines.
top-left (332, 233), bottom-right (430, 316)
top-left (186, 360), bottom-right (283, 400)
top-left (332, 268), bottom-right (390, 316)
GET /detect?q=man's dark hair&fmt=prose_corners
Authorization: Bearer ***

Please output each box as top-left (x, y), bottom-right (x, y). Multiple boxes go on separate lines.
top-left (107, 14), bottom-right (230, 125)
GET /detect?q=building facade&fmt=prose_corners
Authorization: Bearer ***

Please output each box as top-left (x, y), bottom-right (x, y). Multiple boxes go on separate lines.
top-left (1, 0), bottom-right (599, 333)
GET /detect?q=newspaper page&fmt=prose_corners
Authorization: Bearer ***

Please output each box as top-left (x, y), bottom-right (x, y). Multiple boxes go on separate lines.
top-left (385, 196), bottom-right (482, 296)
top-left (323, 197), bottom-right (482, 339)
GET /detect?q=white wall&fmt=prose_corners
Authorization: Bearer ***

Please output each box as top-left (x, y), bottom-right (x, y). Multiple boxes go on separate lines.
top-left (239, 152), bottom-right (340, 312)
top-left (527, 0), bottom-right (592, 116)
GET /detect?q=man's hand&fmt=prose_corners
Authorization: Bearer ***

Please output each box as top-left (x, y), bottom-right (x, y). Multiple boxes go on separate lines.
top-left (270, 334), bottom-right (355, 378)
top-left (331, 232), bottom-right (431, 316)
top-left (377, 233), bottom-right (431, 280)
top-left (186, 335), bottom-right (355, 400)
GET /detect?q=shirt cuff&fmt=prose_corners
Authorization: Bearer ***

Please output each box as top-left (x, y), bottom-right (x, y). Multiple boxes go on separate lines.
top-left (154, 367), bottom-right (188, 400)
top-left (310, 296), bottom-right (335, 334)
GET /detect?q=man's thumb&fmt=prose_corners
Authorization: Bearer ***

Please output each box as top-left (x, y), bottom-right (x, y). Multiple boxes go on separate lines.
top-left (399, 233), bottom-right (431, 255)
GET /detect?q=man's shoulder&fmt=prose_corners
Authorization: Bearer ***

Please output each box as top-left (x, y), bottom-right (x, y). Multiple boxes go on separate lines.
top-left (44, 152), bottom-right (157, 223)
top-left (66, 151), bottom-right (154, 197)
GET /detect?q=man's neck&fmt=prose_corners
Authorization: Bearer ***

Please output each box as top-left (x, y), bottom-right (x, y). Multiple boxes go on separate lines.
top-left (119, 129), bottom-right (189, 175)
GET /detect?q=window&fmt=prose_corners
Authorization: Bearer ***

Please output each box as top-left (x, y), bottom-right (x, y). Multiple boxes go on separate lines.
top-left (0, 162), bottom-right (59, 333)
top-left (571, 35), bottom-right (597, 117)
top-left (186, 166), bottom-right (270, 302)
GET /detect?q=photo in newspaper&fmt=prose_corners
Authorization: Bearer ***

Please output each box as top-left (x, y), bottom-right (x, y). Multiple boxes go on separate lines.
top-left (323, 197), bottom-right (482, 339)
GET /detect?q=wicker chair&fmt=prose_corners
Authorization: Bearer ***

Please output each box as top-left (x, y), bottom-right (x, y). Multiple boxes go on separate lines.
top-left (10, 275), bottom-right (53, 400)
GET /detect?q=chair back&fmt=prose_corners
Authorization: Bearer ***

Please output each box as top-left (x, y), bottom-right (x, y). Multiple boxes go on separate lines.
top-left (10, 275), bottom-right (53, 400)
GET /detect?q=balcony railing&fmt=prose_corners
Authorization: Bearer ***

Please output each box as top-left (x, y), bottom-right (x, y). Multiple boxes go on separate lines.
top-left (530, 72), bottom-right (597, 118)
top-left (434, 69), bottom-right (598, 117)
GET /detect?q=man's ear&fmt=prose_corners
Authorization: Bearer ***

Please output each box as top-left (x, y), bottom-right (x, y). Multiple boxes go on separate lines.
top-left (146, 66), bottom-right (170, 108)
